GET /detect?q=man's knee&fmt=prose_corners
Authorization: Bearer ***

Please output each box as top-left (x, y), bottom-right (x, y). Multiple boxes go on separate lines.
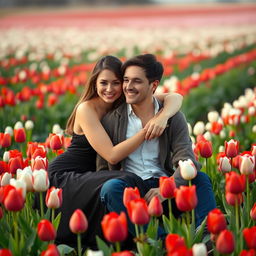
top-left (193, 171), bottom-right (212, 186)
top-left (100, 179), bottom-right (127, 201)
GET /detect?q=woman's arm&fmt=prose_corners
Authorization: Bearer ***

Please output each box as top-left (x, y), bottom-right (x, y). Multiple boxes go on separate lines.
top-left (144, 92), bottom-right (183, 140)
top-left (76, 102), bottom-right (146, 165)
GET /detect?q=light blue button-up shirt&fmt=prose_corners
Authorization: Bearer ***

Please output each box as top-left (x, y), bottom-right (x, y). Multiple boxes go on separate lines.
top-left (124, 98), bottom-right (167, 180)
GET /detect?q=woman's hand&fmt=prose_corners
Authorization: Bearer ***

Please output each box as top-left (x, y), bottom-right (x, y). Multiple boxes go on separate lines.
top-left (144, 109), bottom-right (168, 140)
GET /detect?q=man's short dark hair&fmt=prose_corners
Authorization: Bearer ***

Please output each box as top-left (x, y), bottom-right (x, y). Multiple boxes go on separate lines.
top-left (121, 54), bottom-right (164, 83)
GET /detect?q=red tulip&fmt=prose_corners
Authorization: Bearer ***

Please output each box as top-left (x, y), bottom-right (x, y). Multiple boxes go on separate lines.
top-left (37, 219), bottom-right (56, 241)
top-left (148, 196), bottom-right (163, 217)
top-left (165, 233), bottom-right (186, 253)
top-left (0, 161), bottom-right (9, 174)
top-left (216, 230), bottom-right (235, 254)
top-left (112, 251), bottom-right (135, 256)
top-left (198, 139), bottom-right (213, 158)
top-left (14, 128), bottom-right (26, 143)
top-left (45, 187), bottom-right (63, 209)
top-left (243, 226), bottom-right (256, 249)
top-left (218, 156), bottom-right (232, 173)
top-left (127, 198), bottom-right (150, 225)
top-left (3, 185), bottom-right (25, 211)
top-left (175, 185), bottom-right (198, 212)
top-left (240, 249), bottom-right (256, 256)
top-left (0, 249), bottom-right (13, 256)
top-left (167, 247), bottom-right (193, 256)
top-left (69, 209), bottom-right (88, 234)
top-left (207, 208), bottom-right (227, 234)
top-left (0, 206), bottom-right (3, 219)
top-left (101, 212), bottom-right (127, 243)
top-left (0, 133), bottom-right (11, 148)
top-left (250, 203), bottom-right (256, 221)
top-left (31, 156), bottom-right (48, 171)
top-left (159, 176), bottom-right (176, 199)
top-left (226, 192), bottom-right (243, 206)
top-left (49, 134), bottom-right (63, 150)
top-left (123, 187), bottom-right (140, 208)
top-left (225, 171), bottom-right (246, 194)
top-left (8, 156), bottom-right (23, 174)
top-left (211, 121), bottom-right (223, 135)
top-left (225, 139), bottom-right (239, 158)
top-left (41, 244), bottom-right (60, 256)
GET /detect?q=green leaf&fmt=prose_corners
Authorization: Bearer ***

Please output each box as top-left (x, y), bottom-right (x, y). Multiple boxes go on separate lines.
top-left (57, 244), bottom-right (75, 255)
top-left (53, 212), bottom-right (62, 230)
top-left (95, 236), bottom-right (112, 256)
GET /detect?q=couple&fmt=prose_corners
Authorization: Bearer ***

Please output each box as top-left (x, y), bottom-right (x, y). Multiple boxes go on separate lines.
top-left (48, 54), bottom-right (216, 249)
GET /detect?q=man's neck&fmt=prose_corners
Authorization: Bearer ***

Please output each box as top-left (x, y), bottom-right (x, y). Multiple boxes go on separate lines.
top-left (130, 97), bottom-right (155, 127)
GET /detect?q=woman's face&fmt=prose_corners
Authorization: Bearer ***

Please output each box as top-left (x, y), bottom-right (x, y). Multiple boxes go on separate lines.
top-left (96, 69), bottom-right (122, 103)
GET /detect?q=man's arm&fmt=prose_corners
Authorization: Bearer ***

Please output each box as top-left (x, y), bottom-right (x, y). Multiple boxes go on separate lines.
top-left (169, 111), bottom-right (201, 187)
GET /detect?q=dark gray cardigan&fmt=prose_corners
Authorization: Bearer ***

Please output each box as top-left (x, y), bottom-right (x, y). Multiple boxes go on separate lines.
top-left (96, 101), bottom-right (201, 187)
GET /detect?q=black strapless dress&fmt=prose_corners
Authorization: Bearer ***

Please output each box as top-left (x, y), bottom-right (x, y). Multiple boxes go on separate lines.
top-left (48, 133), bottom-right (147, 249)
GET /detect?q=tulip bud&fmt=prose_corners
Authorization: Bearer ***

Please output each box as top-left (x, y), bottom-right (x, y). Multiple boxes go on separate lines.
top-left (16, 166), bottom-right (33, 192)
top-left (40, 244), bottom-right (60, 256)
top-left (239, 249), bottom-right (256, 256)
top-left (14, 121), bottom-right (23, 130)
top-left (0, 172), bottom-right (12, 186)
top-left (193, 121), bottom-right (205, 136)
top-left (243, 226), bottom-right (256, 249)
top-left (52, 124), bottom-right (62, 134)
top-left (101, 212), bottom-right (127, 243)
top-left (175, 185), bottom-right (198, 212)
top-left (218, 156), bottom-right (231, 173)
top-left (50, 134), bottom-right (63, 150)
top-left (192, 243), bottom-right (207, 256)
top-left (0, 249), bottom-right (13, 256)
top-left (216, 230), bottom-right (235, 254)
top-left (32, 169), bottom-right (49, 192)
top-left (207, 111), bottom-right (219, 123)
top-left (159, 176), bottom-right (176, 199)
top-left (225, 171), bottom-right (246, 194)
top-left (14, 128), bottom-right (26, 143)
top-left (69, 209), bottom-right (88, 234)
top-left (4, 126), bottom-right (13, 136)
top-left (3, 151), bottom-right (10, 162)
top-left (25, 120), bottom-right (34, 130)
top-left (45, 187), bottom-right (63, 209)
top-left (86, 250), bottom-right (103, 256)
top-left (112, 251), bottom-right (135, 256)
top-left (127, 198), bottom-right (149, 225)
top-left (10, 178), bottom-right (26, 199)
top-left (225, 139), bottom-right (239, 158)
top-left (123, 187), bottom-right (140, 208)
top-left (165, 233), bottom-right (186, 254)
top-left (0, 133), bottom-right (11, 148)
top-left (179, 159), bottom-right (197, 180)
top-left (226, 192), bottom-right (243, 206)
top-left (250, 203), bottom-right (256, 221)
top-left (148, 196), bottom-right (163, 217)
top-left (207, 208), bottom-right (227, 234)
top-left (37, 219), bottom-right (56, 241)
top-left (239, 154), bottom-right (255, 175)
top-left (3, 185), bottom-right (25, 211)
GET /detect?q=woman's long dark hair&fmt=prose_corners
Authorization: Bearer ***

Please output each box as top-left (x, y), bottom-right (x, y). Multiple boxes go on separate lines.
top-left (65, 56), bottom-right (123, 135)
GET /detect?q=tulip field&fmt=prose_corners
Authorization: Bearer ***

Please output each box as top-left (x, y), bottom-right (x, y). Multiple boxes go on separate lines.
top-left (0, 4), bottom-right (256, 256)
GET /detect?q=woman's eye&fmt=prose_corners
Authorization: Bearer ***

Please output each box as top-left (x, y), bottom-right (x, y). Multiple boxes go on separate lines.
top-left (100, 81), bottom-right (107, 85)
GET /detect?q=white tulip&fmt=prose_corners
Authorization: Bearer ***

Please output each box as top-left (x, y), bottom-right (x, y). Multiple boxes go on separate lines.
top-left (25, 120), bottom-right (34, 130)
top-left (203, 131), bottom-right (212, 141)
top-left (52, 124), bottom-right (62, 134)
top-left (207, 111), bottom-right (219, 123)
top-left (0, 172), bottom-right (12, 186)
top-left (86, 250), bottom-right (104, 256)
top-left (248, 106), bottom-right (255, 116)
top-left (3, 151), bottom-right (10, 162)
top-left (10, 178), bottom-right (27, 199)
top-left (219, 145), bottom-right (225, 152)
top-left (239, 155), bottom-right (255, 175)
top-left (252, 125), bottom-right (256, 133)
top-left (179, 159), bottom-right (197, 180)
top-left (205, 122), bottom-right (212, 131)
top-left (192, 243), bottom-right (207, 256)
top-left (17, 166), bottom-right (34, 192)
top-left (220, 130), bottom-right (226, 139)
top-left (193, 121), bottom-right (205, 136)
top-left (14, 121), bottom-right (23, 129)
top-left (4, 126), bottom-right (13, 136)
top-left (32, 169), bottom-right (49, 192)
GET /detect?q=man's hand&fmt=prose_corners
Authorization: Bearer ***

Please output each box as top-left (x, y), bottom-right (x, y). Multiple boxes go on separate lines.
top-left (144, 110), bottom-right (167, 140)
top-left (144, 187), bottom-right (166, 204)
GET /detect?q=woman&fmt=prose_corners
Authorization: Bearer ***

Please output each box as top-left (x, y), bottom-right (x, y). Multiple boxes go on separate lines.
top-left (48, 56), bottom-right (183, 248)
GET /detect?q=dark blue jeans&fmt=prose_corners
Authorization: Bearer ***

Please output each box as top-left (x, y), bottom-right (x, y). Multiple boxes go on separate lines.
top-left (100, 171), bottom-right (216, 236)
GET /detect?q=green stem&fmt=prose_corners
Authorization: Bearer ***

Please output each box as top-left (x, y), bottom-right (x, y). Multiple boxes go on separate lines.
top-left (235, 199), bottom-right (239, 234)
top-left (13, 212), bottom-right (19, 252)
top-left (135, 224), bottom-right (142, 256)
top-left (186, 211), bottom-right (191, 247)
top-left (51, 209), bottom-right (55, 223)
top-left (115, 242), bottom-right (121, 252)
top-left (168, 198), bottom-right (173, 232)
top-left (39, 192), bottom-right (44, 218)
top-left (246, 175), bottom-right (250, 225)
top-left (77, 233), bottom-right (82, 256)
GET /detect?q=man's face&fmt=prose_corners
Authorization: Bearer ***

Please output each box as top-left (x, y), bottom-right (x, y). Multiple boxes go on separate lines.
top-left (123, 66), bottom-right (156, 105)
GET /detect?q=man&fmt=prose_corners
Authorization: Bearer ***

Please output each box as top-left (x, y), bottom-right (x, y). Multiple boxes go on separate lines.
top-left (96, 54), bottom-right (216, 233)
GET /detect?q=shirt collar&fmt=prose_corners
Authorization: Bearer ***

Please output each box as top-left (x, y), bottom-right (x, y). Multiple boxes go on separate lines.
top-left (127, 97), bottom-right (160, 116)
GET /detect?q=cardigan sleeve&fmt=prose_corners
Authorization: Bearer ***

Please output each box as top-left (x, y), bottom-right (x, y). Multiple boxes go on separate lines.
top-left (168, 112), bottom-right (202, 187)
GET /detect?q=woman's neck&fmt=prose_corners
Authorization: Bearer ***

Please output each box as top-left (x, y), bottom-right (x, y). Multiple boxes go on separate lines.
top-left (93, 96), bottom-right (114, 117)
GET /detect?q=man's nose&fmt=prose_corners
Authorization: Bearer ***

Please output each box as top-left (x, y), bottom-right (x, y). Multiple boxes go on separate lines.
top-left (126, 81), bottom-right (133, 89)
